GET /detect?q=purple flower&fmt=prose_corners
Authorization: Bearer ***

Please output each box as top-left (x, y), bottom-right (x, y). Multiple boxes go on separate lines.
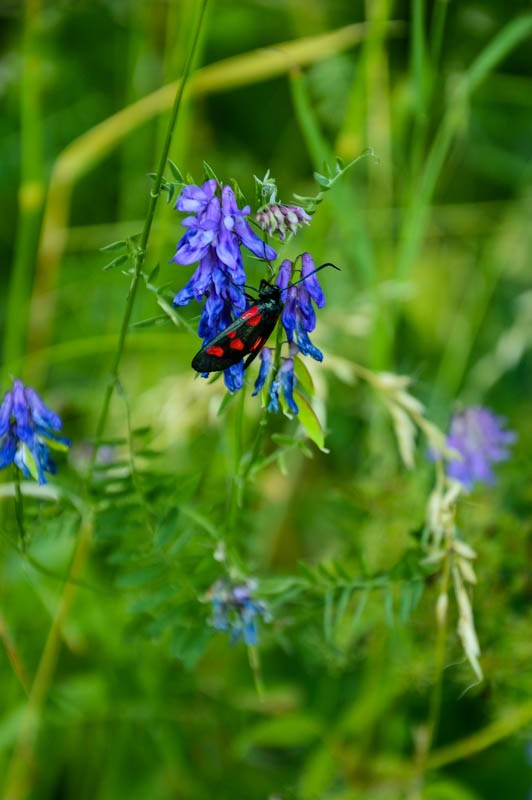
top-left (0, 380), bottom-right (70, 484)
top-left (255, 202), bottom-right (311, 241)
top-left (277, 253), bottom-right (325, 362)
top-left (252, 348), bottom-right (299, 415)
top-left (252, 347), bottom-right (274, 396)
top-left (268, 358), bottom-right (298, 415)
top-left (206, 579), bottom-right (269, 646)
top-left (172, 180), bottom-right (277, 392)
top-left (445, 406), bottom-right (516, 489)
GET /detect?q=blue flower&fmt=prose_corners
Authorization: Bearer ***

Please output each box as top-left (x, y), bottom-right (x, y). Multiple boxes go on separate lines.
top-left (0, 380), bottom-right (70, 484)
top-left (268, 358), bottom-right (298, 415)
top-left (172, 180), bottom-right (277, 392)
top-left (255, 202), bottom-right (311, 242)
top-left (277, 253), bottom-right (325, 361)
top-left (252, 347), bottom-right (273, 396)
top-left (445, 406), bottom-right (516, 490)
top-left (206, 579), bottom-right (269, 646)
top-left (252, 348), bottom-right (299, 415)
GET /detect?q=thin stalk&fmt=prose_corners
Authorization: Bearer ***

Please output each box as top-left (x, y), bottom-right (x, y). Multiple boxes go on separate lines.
top-left (226, 386), bottom-right (246, 537)
top-left (409, 0), bottom-right (430, 179)
top-left (247, 644), bottom-right (265, 698)
top-left (90, 0), bottom-right (210, 463)
top-left (13, 468), bottom-right (27, 552)
top-left (428, 699), bottom-right (532, 769)
top-left (0, 612), bottom-right (30, 695)
top-left (429, 0), bottom-right (450, 70)
top-left (2, 0), bottom-right (45, 378)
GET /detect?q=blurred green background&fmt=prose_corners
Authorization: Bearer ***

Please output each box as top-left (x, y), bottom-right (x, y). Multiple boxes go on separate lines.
top-left (0, 1), bottom-right (531, 798)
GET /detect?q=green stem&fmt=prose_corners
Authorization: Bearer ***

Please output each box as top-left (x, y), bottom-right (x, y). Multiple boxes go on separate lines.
top-left (2, 0), bottom-right (45, 378)
top-left (429, 0), bottom-right (449, 69)
top-left (247, 644), bottom-right (265, 698)
top-left (13, 468), bottom-right (27, 552)
top-left (226, 387), bottom-right (246, 537)
top-left (428, 699), bottom-right (532, 769)
top-left (90, 0), bottom-right (210, 466)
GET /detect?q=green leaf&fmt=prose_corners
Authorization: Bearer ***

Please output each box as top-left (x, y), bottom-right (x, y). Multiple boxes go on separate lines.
top-left (293, 356), bottom-right (314, 396)
top-left (129, 584), bottom-right (177, 614)
top-left (115, 563), bottom-right (166, 589)
top-left (156, 295), bottom-right (182, 327)
top-left (131, 315), bottom-right (170, 329)
top-left (202, 161), bottom-right (219, 182)
top-left (40, 435), bottom-right (70, 454)
top-left (102, 253), bottom-right (129, 271)
top-left (294, 391), bottom-right (326, 451)
top-left (424, 777), bottom-right (483, 800)
top-left (154, 508), bottom-right (181, 549)
top-left (298, 746), bottom-right (337, 800)
top-left (235, 713), bottom-right (322, 756)
top-left (313, 172), bottom-right (330, 188)
top-left (100, 240), bottom-right (127, 252)
top-left (384, 585), bottom-right (395, 627)
top-left (167, 159), bottom-right (184, 182)
top-left (147, 264), bottom-right (160, 283)
top-left (217, 390), bottom-right (236, 415)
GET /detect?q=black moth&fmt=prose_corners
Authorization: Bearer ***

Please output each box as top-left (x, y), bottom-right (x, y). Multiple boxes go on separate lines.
top-left (191, 263), bottom-right (339, 374)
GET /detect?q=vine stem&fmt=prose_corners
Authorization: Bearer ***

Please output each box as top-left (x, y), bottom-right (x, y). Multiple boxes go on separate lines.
top-left (13, 468), bottom-right (27, 552)
top-left (1, 5), bottom-right (210, 798)
top-left (90, 0), bottom-right (210, 465)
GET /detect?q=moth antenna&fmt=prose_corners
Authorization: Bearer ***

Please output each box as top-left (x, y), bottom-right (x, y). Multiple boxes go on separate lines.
top-left (289, 262), bottom-right (340, 288)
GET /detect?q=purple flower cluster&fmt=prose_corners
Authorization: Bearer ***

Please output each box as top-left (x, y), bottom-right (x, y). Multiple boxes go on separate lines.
top-left (207, 579), bottom-right (269, 645)
top-left (277, 254), bottom-right (326, 360)
top-left (0, 380), bottom-right (70, 484)
top-left (255, 203), bottom-right (311, 241)
top-left (172, 179), bottom-right (277, 392)
top-left (445, 406), bottom-right (516, 490)
top-left (171, 177), bottom-right (330, 409)
top-left (252, 253), bottom-right (327, 414)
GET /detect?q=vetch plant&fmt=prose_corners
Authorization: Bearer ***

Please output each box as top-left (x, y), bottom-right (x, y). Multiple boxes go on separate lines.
top-left (205, 578), bottom-right (269, 646)
top-left (0, 379), bottom-right (70, 485)
top-left (168, 168), bottom-right (340, 447)
top-left (444, 406), bottom-right (516, 490)
top-left (421, 406), bottom-right (516, 714)
top-left (172, 179), bottom-right (277, 392)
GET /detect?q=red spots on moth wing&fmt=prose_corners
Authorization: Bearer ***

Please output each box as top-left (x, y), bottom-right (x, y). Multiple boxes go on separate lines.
top-left (245, 314), bottom-right (262, 327)
top-left (229, 338), bottom-right (245, 351)
top-left (250, 337), bottom-right (264, 352)
top-left (241, 305), bottom-right (258, 320)
top-left (206, 345), bottom-right (225, 357)
top-left (227, 331), bottom-right (237, 338)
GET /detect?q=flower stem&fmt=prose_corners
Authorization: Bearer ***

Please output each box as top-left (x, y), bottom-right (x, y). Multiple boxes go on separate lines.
top-left (13, 468), bottom-right (27, 552)
top-left (1, 0), bottom-right (45, 379)
top-left (247, 644), bottom-right (265, 698)
top-left (90, 0), bottom-right (210, 466)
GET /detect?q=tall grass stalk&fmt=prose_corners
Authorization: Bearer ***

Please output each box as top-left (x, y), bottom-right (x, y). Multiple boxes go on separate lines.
top-left (2, 0), bottom-right (45, 380)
